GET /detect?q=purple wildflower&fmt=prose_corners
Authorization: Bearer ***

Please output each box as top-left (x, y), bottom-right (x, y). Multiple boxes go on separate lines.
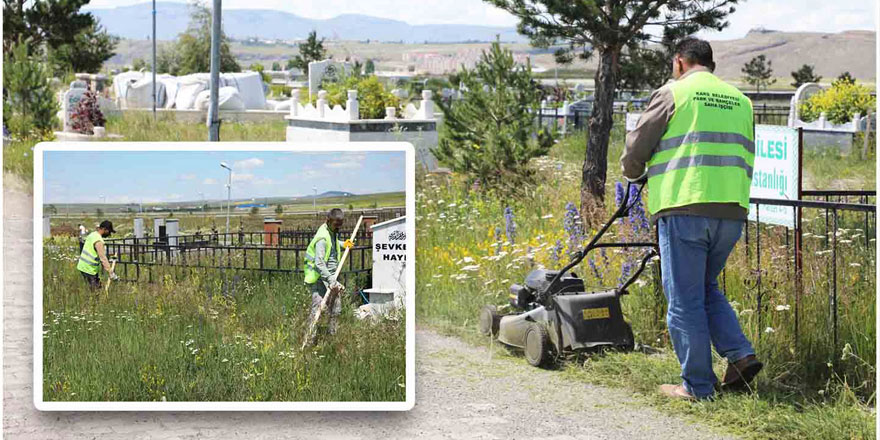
top-left (504, 207), bottom-right (517, 244)
top-left (550, 239), bottom-right (563, 263)
top-left (563, 202), bottom-right (584, 252)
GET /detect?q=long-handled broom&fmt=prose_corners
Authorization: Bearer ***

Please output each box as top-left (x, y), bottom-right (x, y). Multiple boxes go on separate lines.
top-left (301, 215), bottom-right (364, 350)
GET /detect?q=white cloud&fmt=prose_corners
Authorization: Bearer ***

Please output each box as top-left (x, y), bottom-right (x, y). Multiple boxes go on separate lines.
top-left (233, 173), bottom-right (254, 182)
top-left (168, 194), bottom-right (182, 200)
top-left (234, 158), bottom-right (265, 170)
top-left (254, 177), bottom-right (275, 185)
top-left (179, 173), bottom-right (196, 181)
top-left (203, 178), bottom-right (219, 185)
top-left (324, 152), bottom-right (367, 169)
top-left (325, 161), bottom-right (363, 169)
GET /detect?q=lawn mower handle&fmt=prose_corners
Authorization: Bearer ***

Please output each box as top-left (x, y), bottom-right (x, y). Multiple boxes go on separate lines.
top-left (540, 181), bottom-right (658, 302)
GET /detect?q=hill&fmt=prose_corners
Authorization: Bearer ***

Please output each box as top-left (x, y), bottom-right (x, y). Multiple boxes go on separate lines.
top-left (87, 2), bottom-right (525, 43)
top-left (710, 29), bottom-right (876, 82)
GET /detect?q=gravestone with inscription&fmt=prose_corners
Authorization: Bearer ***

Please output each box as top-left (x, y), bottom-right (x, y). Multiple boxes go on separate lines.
top-left (363, 216), bottom-right (407, 304)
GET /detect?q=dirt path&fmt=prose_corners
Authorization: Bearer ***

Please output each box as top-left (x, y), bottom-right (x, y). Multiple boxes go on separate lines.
top-left (4, 177), bottom-right (736, 439)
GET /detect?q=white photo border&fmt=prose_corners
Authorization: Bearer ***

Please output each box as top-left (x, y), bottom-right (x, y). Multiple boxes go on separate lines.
top-left (33, 142), bottom-right (416, 411)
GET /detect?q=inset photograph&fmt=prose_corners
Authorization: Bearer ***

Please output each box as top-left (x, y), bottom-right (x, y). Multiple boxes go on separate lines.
top-left (34, 143), bottom-right (414, 410)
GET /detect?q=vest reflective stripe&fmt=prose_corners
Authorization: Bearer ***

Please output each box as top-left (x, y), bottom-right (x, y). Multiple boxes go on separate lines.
top-left (657, 131), bottom-right (755, 155)
top-left (76, 231), bottom-right (104, 275)
top-left (79, 256), bottom-right (99, 266)
top-left (303, 224), bottom-right (342, 284)
top-left (647, 154), bottom-right (753, 179)
top-left (646, 71), bottom-right (754, 215)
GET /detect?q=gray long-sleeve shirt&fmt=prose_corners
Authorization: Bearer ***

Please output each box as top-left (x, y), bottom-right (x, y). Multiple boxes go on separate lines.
top-left (313, 232), bottom-right (341, 283)
top-left (620, 65), bottom-right (748, 223)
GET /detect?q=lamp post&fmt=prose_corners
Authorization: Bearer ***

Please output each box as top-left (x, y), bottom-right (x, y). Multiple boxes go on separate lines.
top-left (313, 186), bottom-right (317, 213)
top-left (220, 162), bottom-right (232, 238)
top-left (198, 192), bottom-right (205, 212)
top-left (152, 0), bottom-right (157, 121)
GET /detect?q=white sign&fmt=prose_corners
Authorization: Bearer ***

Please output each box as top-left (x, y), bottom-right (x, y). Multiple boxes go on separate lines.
top-left (625, 112), bottom-right (642, 132)
top-left (748, 125), bottom-right (799, 227)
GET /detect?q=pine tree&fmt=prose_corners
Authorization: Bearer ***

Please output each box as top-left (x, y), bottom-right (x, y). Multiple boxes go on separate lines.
top-left (275, 204), bottom-right (284, 215)
top-left (487, 0), bottom-right (740, 223)
top-left (741, 55), bottom-right (776, 94)
top-left (288, 31), bottom-right (326, 77)
top-left (834, 71), bottom-right (856, 86)
top-left (47, 22), bottom-right (118, 74)
top-left (3, 0), bottom-right (117, 74)
top-left (434, 39), bottom-right (555, 192)
top-left (364, 59), bottom-right (376, 75)
top-left (791, 64), bottom-right (821, 88)
top-left (3, 39), bottom-right (59, 140)
top-left (175, 1), bottom-right (240, 75)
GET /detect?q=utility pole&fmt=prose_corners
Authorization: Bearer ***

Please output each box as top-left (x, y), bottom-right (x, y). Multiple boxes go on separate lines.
top-left (208, 0), bottom-right (222, 141)
top-left (152, 0), bottom-right (157, 121)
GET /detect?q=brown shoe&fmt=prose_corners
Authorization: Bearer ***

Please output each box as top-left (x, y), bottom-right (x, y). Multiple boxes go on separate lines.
top-left (659, 384), bottom-right (696, 400)
top-left (721, 355), bottom-right (763, 391)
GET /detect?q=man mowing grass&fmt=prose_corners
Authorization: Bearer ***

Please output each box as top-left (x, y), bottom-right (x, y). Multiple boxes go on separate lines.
top-left (620, 37), bottom-right (762, 400)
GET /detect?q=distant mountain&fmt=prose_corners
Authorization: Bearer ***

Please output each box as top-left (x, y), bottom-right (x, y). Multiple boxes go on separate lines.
top-left (87, 2), bottom-right (525, 43)
top-left (710, 30), bottom-right (876, 81)
top-left (315, 191), bottom-right (355, 198)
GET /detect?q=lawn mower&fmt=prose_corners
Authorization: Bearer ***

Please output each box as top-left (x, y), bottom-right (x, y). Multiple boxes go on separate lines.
top-left (479, 181), bottom-right (659, 367)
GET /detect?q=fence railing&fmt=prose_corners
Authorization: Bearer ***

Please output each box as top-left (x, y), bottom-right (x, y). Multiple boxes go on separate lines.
top-left (740, 195), bottom-right (875, 361)
top-left (536, 103), bottom-right (793, 136)
top-left (103, 229), bottom-right (374, 288)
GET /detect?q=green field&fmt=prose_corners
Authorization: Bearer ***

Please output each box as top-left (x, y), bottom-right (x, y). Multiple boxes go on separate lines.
top-left (416, 130), bottom-right (875, 439)
top-left (42, 237), bottom-right (404, 402)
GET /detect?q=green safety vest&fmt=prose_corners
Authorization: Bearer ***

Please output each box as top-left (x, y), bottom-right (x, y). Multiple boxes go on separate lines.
top-left (646, 71), bottom-right (755, 215)
top-left (76, 231), bottom-right (103, 275)
top-left (303, 223), bottom-right (342, 284)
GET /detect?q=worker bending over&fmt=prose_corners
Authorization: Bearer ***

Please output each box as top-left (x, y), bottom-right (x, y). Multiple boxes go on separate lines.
top-left (77, 220), bottom-right (118, 289)
top-left (304, 208), bottom-right (354, 337)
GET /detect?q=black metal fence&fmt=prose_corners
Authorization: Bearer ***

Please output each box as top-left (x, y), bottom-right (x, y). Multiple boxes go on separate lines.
top-left (535, 102), bottom-right (792, 135)
top-left (103, 228), bottom-right (375, 287)
top-left (739, 193), bottom-right (875, 360)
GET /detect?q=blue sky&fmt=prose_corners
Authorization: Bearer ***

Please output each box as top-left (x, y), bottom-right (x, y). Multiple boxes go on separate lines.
top-left (84, 0), bottom-right (875, 40)
top-left (43, 151), bottom-right (405, 204)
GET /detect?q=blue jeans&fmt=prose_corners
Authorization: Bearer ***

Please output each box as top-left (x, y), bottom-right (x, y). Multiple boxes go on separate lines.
top-left (658, 215), bottom-right (755, 398)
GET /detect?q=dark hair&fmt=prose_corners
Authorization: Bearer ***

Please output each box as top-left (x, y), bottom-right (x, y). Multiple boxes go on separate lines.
top-left (327, 208), bottom-right (344, 220)
top-left (674, 37), bottom-right (714, 70)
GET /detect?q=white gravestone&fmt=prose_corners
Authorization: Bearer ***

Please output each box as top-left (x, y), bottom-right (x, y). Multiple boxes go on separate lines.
top-left (625, 112), bottom-right (642, 132)
top-left (62, 81), bottom-right (88, 132)
top-left (307, 60), bottom-right (351, 100)
top-left (133, 218), bottom-right (145, 239)
top-left (363, 216), bottom-right (406, 304)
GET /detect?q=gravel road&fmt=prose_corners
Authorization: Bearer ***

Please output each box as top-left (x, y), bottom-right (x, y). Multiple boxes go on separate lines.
top-left (4, 177), bottom-right (736, 439)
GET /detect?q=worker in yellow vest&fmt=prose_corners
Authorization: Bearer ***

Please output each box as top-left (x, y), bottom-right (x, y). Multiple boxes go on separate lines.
top-left (76, 220), bottom-right (118, 289)
top-left (621, 37), bottom-right (761, 400)
top-left (304, 209), bottom-right (354, 338)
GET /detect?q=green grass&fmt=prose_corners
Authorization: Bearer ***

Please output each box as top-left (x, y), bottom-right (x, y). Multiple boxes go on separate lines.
top-left (103, 113), bottom-right (287, 142)
top-left (4, 113), bottom-right (288, 193)
top-left (803, 146), bottom-right (876, 190)
top-left (42, 237), bottom-right (405, 402)
top-left (4, 139), bottom-right (38, 185)
top-left (415, 131), bottom-right (875, 439)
